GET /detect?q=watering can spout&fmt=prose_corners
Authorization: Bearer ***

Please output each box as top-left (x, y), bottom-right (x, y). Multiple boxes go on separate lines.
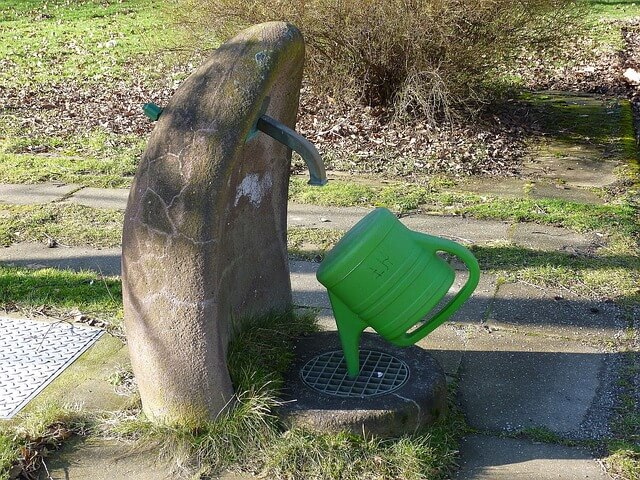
top-left (329, 292), bottom-right (368, 378)
top-left (256, 115), bottom-right (327, 186)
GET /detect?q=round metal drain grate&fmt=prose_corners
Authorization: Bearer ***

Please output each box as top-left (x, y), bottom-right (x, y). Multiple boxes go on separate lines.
top-left (300, 350), bottom-right (409, 398)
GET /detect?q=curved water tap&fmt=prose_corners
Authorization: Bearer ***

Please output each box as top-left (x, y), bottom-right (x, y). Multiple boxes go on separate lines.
top-left (256, 115), bottom-right (327, 186)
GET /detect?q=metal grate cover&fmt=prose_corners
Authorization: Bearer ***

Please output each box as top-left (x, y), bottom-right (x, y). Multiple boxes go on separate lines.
top-left (300, 350), bottom-right (409, 398)
top-left (0, 317), bottom-right (104, 419)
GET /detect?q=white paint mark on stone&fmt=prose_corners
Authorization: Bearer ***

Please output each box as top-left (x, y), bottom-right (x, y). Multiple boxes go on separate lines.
top-left (624, 67), bottom-right (640, 85)
top-left (234, 172), bottom-right (273, 208)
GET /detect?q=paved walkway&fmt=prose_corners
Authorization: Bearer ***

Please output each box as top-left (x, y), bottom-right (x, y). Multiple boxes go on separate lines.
top-left (0, 182), bottom-right (622, 479)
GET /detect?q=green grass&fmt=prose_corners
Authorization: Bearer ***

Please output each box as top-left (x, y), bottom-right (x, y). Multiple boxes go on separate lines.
top-left (289, 178), bottom-right (433, 214)
top-left (0, 435), bottom-right (15, 480)
top-left (604, 351), bottom-right (640, 478)
top-left (0, 403), bottom-right (87, 480)
top-left (117, 395), bottom-right (465, 480)
top-left (0, 0), bottom-right (174, 86)
top-left (0, 120), bottom-right (144, 157)
top-left (264, 420), bottom-right (462, 480)
top-left (577, 0), bottom-right (639, 52)
top-left (227, 311), bottom-right (320, 392)
top-left (499, 1), bottom-right (640, 93)
top-left (0, 203), bottom-right (124, 247)
top-left (0, 153), bottom-right (138, 187)
top-left (0, 123), bottom-right (143, 187)
top-left (583, 0), bottom-right (640, 21)
top-left (472, 241), bottom-right (640, 303)
top-left (110, 311), bottom-right (319, 475)
top-left (606, 441), bottom-right (640, 480)
top-left (460, 197), bottom-right (639, 237)
top-left (0, 265), bottom-right (122, 324)
top-left (0, 0), bottom-right (177, 192)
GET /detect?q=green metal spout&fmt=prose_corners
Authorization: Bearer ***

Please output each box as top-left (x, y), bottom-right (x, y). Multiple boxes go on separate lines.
top-left (143, 103), bottom-right (163, 121)
top-left (256, 115), bottom-right (327, 186)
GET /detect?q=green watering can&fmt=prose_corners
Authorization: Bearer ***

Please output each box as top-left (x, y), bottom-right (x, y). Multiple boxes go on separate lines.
top-left (316, 208), bottom-right (480, 378)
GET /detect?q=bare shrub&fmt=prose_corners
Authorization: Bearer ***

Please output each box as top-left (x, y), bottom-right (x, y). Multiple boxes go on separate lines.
top-left (171, 0), bottom-right (578, 123)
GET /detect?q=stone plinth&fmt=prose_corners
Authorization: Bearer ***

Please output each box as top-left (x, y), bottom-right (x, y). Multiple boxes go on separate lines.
top-left (278, 332), bottom-right (447, 437)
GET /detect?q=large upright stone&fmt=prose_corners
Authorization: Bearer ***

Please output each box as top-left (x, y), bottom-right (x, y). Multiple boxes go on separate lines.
top-left (122, 22), bottom-right (305, 424)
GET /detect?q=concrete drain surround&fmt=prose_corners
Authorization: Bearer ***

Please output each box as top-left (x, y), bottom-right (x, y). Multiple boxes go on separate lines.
top-left (0, 317), bottom-right (103, 419)
top-left (280, 332), bottom-right (447, 437)
top-left (300, 350), bottom-right (409, 398)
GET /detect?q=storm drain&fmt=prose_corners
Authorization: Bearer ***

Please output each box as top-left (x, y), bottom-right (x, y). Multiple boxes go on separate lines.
top-left (300, 350), bottom-right (409, 398)
top-left (0, 317), bottom-right (104, 419)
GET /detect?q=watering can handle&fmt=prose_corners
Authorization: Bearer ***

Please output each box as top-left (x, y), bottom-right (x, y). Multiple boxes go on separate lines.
top-left (398, 232), bottom-right (480, 346)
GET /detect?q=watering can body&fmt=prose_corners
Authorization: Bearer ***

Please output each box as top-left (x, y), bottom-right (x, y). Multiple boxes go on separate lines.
top-left (316, 208), bottom-right (480, 377)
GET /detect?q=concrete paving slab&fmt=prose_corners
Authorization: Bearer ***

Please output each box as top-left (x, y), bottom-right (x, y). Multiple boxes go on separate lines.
top-left (64, 187), bottom-right (130, 210)
top-left (416, 324), bottom-right (474, 377)
top-left (289, 205), bottom-right (597, 254)
top-left (0, 243), bottom-right (122, 276)
top-left (523, 147), bottom-right (620, 188)
top-left (532, 181), bottom-right (605, 204)
top-left (290, 260), bottom-right (329, 309)
top-left (456, 435), bottom-right (609, 480)
top-left (0, 183), bottom-right (81, 205)
top-left (50, 335), bottom-right (133, 413)
top-left (402, 215), bottom-right (511, 246)
top-left (511, 223), bottom-right (599, 253)
top-left (41, 437), bottom-right (265, 480)
top-left (310, 302), bottom-right (619, 436)
top-left (449, 177), bottom-right (604, 204)
top-left (289, 260), bottom-right (496, 323)
top-left (40, 439), bottom-right (174, 480)
top-left (288, 204), bottom-right (513, 246)
top-left (21, 333), bottom-right (133, 414)
top-left (288, 203), bottom-right (371, 231)
top-left (489, 281), bottom-right (624, 341)
top-left (520, 93), bottom-right (626, 189)
top-left (456, 331), bottom-right (612, 435)
top-left (444, 271), bottom-right (497, 324)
